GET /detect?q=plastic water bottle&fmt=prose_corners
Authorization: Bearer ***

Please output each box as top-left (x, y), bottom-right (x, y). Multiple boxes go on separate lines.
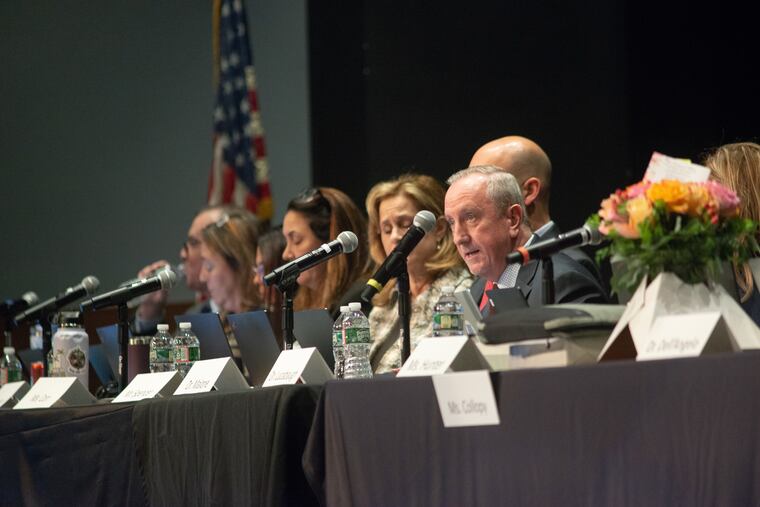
top-left (332, 305), bottom-right (349, 379)
top-left (29, 323), bottom-right (43, 350)
top-left (51, 311), bottom-right (89, 387)
top-left (173, 322), bottom-right (200, 377)
top-left (149, 324), bottom-right (174, 373)
top-left (432, 286), bottom-right (465, 336)
top-left (0, 346), bottom-right (23, 385)
top-left (343, 302), bottom-right (372, 379)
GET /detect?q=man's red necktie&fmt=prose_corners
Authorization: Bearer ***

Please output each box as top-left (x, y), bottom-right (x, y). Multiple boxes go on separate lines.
top-left (479, 280), bottom-right (495, 311)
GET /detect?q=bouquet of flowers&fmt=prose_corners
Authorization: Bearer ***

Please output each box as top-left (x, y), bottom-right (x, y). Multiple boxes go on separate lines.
top-left (591, 178), bottom-right (759, 294)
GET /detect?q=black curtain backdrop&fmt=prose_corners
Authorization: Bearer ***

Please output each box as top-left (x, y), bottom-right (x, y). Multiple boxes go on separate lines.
top-left (308, 0), bottom-right (759, 233)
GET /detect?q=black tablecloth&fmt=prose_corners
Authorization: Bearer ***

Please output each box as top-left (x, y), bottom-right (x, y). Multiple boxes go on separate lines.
top-left (1, 385), bottom-right (322, 507)
top-left (304, 353), bottom-right (760, 506)
top-left (0, 402), bottom-right (147, 506)
top-left (133, 385), bottom-right (321, 507)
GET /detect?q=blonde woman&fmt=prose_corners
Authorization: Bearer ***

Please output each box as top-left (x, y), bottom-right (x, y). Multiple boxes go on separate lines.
top-left (704, 142), bottom-right (760, 324)
top-left (366, 174), bottom-right (473, 373)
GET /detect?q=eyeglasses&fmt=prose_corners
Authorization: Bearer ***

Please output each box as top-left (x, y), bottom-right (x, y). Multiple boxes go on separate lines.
top-left (291, 187), bottom-right (331, 213)
top-left (214, 213), bottom-right (231, 228)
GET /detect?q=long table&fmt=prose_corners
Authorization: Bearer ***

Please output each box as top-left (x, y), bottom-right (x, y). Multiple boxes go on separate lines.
top-left (1, 385), bottom-right (322, 506)
top-left (303, 352), bottom-right (760, 506)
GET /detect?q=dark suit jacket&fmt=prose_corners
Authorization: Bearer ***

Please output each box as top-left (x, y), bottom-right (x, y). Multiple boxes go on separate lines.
top-left (471, 251), bottom-right (609, 314)
top-left (533, 222), bottom-right (605, 283)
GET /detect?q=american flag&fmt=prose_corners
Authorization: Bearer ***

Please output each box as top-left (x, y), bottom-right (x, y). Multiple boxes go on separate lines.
top-left (208, 0), bottom-right (272, 220)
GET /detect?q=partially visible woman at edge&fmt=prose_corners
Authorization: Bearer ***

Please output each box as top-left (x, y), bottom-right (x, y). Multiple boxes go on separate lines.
top-left (365, 174), bottom-right (473, 373)
top-left (282, 187), bottom-right (373, 319)
top-left (704, 141), bottom-right (760, 325)
top-left (199, 209), bottom-right (261, 366)
top-left (253, 226), bottom-right (287, 347)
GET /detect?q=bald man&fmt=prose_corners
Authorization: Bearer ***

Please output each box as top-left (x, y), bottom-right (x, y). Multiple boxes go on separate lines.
top-left (470, 135), bottom-right (607, 290)
top-left (470, 135), bottom-right (552, 232)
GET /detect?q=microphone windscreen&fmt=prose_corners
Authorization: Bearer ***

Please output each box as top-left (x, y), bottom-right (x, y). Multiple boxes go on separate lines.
top-left (22, 291), bottom-right (39, 306)
top-left (337, 231), bottom-right (359, 253)
top-left (414, 210), bottom-right (437, 233)
top-left (157, 269), bottom-right (177, 289)
top-left (82, 276), bottom-right (100, 294)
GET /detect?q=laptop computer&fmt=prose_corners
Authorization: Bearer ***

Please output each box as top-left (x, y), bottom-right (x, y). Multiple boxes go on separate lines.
top-left (174, 313), bottom-right (233, 360)
top-left (293, 309), bottom-right (335, 372)
top-left (89, 344), bottom-right (117, 385)
top-left (16, 348), bottom-right (44, 378)
top-left (227, 311), bottom-right (282, 386)
top-left (486, 287), bottom-right (528, 312)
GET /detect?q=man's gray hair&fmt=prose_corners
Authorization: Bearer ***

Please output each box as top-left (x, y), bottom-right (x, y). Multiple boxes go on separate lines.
top-left (447, 165), bottom-right (527, 216)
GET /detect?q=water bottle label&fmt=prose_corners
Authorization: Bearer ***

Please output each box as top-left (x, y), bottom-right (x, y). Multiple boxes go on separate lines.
top-left (344, 327), bottom-right (370, 344)
top-left (434, 313), bottom-right (462, 330)
top-left (8, 369), bottom-right (21, 382)
top-left (333, 331), bottom-right (343, 346)
top-left (175, 346), bottom-right (189, 362)
top-left (153, 348), bottom-right (172, 362)
top-left (188, 346), bottom-right (200, 362)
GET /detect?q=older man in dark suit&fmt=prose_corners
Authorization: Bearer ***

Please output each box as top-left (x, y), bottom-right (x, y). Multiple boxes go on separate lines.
top-left (444, 166), bottom-right (607, 314)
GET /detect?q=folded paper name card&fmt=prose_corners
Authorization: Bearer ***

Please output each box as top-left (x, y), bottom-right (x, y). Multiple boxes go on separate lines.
top-left (262, 347), bottom-right (333, 387)
top-left (599, 272), bottom-right (760, 362)
top-left (112, 371), bottom-right (183, 403)
top-left (14, 377), bottom-right (95, 410)
top-left (397, 336), bottom-right (491, 377)
top-left (173, 357), bottom-right (249, 396)
top-left (0, 381), bottom-right (30, 408)
top-left (431, 370), bottom-right (500, 428)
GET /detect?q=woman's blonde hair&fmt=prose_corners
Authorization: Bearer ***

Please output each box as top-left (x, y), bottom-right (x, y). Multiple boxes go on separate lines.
top-left (704, 142), bottom-right (760, 301)
top-left (201, 208), bottom-right (261, 313)
top-left (366, 173), bottom-right (464, 306)
top-left (287, 187), bottom-right (372, 311)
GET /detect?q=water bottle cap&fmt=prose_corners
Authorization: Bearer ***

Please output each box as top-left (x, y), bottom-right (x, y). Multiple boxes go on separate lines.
top-left (348, 302), bottom-right (362, 311)
top-left (4, 346), bottom-right (15, 355)
top-left (58, 310), bottom-right (82, 327)
top-left (441, 286), bottom-right (455, 294)
top-left (179, 322), bottom-right (192, 329)
top-left (340, 305), bottom-right (350, 313)
top-left (157, 324), bottom-right (169, 331)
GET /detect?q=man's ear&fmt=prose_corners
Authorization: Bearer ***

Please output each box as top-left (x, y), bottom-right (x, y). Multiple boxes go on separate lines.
top-left (507, 203), bottom-right (523, 238)
top-left (433, 216), bottom-right (447, 242)
top-left (522, 177), bottom-right (541, 207)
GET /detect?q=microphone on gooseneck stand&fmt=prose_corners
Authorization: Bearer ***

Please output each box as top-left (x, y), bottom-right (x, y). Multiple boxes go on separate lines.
top-left (360, 210), bottom-right (437, 303)
top-left (264, 231), bottom-right (359, 287)
top-left (0, 291), bottom-right (39, 318)
top-left (80, 269), bottom-right (177, 312)
top-left (14, 277), bottom-right (100, 325)
top-left (506, 223), bottom-right (603, 266)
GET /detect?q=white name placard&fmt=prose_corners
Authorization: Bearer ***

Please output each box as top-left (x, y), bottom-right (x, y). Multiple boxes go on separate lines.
top-left (431, 370), bottom-right (500, 428)
top-left (112, 371), bottom-right (182, 403)
top-left (397, 336), bottom-right (489, 377)
top-left (0, 381), bottom-right (30, 408)
top-left (263, 348), bottom-right (333, 387)
top-left (637, 312), bottom-right (721, 361)
top-left (173, 357), bottom-right (249, 396)
top-left (14, 377), bottom-right (95, 410)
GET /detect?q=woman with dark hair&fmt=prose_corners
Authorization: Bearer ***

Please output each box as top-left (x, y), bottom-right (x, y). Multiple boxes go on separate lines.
top-left (282, 187), bottom-right (373, 318)
top-left (365, 174), bottom-right (473, 373)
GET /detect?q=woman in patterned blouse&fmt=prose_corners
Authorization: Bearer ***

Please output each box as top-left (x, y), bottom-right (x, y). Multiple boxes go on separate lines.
top-left (365, 174), bottom-right (473, 373)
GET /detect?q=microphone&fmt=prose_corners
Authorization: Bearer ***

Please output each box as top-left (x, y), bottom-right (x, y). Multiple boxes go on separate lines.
top-left (264, 231), bottom-right (359, 287)
top-left (0, 291), bottom-right (39, 317)
top-left (119, 262), bottom-right (185, 288)
top-left (14, 277), bottom-right (100, 324)
top-left (506, 224), bottom-right (603, 265)
top-left (80, 270), bottom-right (176, 311)
top-left (360, 210), bottom-right (437, 302)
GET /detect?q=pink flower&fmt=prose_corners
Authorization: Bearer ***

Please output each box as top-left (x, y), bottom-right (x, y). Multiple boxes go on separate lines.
top-left (624, 181), bottom-right (651, 199)
top-left (703, 180), bottom-right (740, 217)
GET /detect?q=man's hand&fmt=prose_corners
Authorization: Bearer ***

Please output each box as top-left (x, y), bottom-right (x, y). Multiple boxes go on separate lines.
top-left (135, 260), bottom-right (169, 321)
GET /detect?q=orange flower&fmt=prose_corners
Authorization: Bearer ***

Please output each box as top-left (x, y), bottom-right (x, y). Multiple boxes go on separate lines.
top-left (646, 180), bottom-right (689, 214)
top-left (686, 184), bottom-right (709, 216)
top-left (626, 195), bottom-right (652, 231)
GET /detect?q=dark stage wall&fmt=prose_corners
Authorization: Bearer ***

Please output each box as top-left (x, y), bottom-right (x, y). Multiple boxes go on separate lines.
top-left (308, 1), bottom-right (759, 232)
